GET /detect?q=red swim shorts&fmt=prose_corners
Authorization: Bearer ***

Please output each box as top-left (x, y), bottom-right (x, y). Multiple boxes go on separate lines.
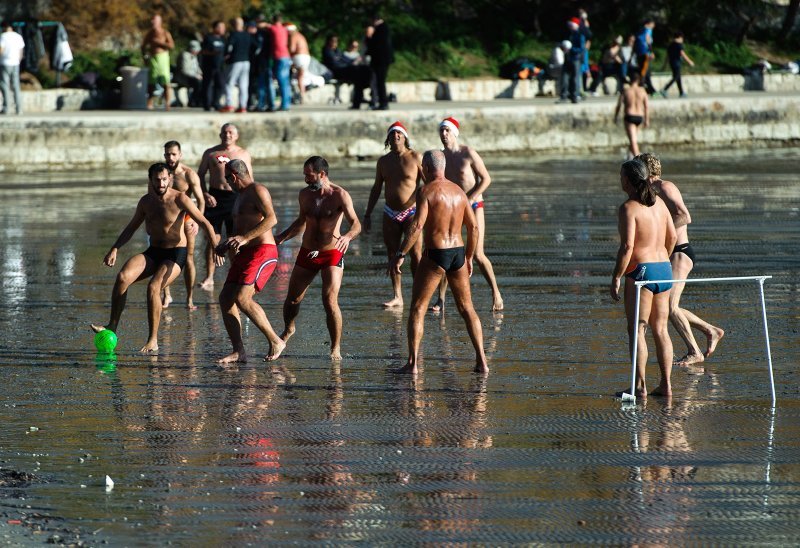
top-left (295, 246), bottom-right (344, 271)
top-left (226, 244), bottom-right (278, 292)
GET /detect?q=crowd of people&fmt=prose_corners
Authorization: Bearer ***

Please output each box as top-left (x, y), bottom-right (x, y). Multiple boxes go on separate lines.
top-left (142, 11), bottom-right (395, 112)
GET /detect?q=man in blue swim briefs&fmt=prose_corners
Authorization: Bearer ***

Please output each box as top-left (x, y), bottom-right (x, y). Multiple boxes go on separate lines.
top-left (91, 163), bottom-right (222, 353)
top-left (637, 153), bottom-right (725, 368)
top-left (363, 121), bottom-right (423, 308)
top-left (611, 159), bottom-right (676, 398)
top-left (390, 150), bottom-right (488, 375)
top-left (432, 116), bottom-right (503, 312)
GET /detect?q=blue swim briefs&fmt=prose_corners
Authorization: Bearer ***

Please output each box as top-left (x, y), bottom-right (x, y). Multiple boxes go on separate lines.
top-left (625, 261), bottom-right (673, 294)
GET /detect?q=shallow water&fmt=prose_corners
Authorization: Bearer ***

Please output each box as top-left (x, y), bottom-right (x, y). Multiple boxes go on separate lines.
top-left (1, 148), bottom-right (799, 544)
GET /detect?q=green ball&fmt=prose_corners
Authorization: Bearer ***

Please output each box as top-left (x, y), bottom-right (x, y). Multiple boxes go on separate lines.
top-left (94, 330), bottom-right (118, 353)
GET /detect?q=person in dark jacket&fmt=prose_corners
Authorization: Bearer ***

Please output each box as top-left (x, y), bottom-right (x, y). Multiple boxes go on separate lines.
top-left (364, 14), bottom-right (393, 110)
top-left (200, 20), bottom-right (227, 111)
top-left (322, 34), bottom-right (372, 110)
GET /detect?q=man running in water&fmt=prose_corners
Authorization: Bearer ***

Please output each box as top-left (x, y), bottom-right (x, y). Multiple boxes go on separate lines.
top-left (92, 163), bottom-right (221, 353)
top-left (611, 158), bottom-right (676, 398)
top-left (637, 153), bottom-right (724, 366)
top-left (215, 159), bottom-right (285, 364)
top-left (276, 156), bottom-right (361, 360)
top-left (363, 121), bottom-right (423, 308)
top-left (390, 150), bottom-right (488, 375)
top-left (163, 140), bottom-right (204, 309)
top-left (197, 123), bottom-right (253, 290)
top-left (431, 116), bottom-right (503, 312)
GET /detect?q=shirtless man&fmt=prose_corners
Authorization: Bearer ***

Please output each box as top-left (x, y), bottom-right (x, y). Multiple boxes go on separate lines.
top-left (390, 150), bottom-right (488, 374)
top-left (197, 123), bottom-right (253, 290)
top-left (432, 116), bottom-right (503, 312)
top-left (215, 159), bottom-right (285, 364)
top-left (163, 140), bottom-right (205, 309)
top-left (611, 159), bottom-right (676, 398)
top-left (637, 153), bottom-right (724, 366)
top-left (276, 156), bottom-right (361, 360)
top-left (363, 121), bottom-right (423, 308)
top-left (91, 163), bottom-right (221, 353)
top-left (141, 14), bottom-right (175, 111)
top-left (614, 71), bottom-right (649, 158)
top-left (287, 23), bottom-right (310, 103)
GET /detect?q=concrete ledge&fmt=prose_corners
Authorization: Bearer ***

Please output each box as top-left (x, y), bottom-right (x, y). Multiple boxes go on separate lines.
top-left (5, 88), bottom-right (96, 113)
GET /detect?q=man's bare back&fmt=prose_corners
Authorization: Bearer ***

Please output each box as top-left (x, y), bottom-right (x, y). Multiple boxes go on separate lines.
top-left (232, 184), bottom-right (277, 246)
top-left (621, 85), bottom-right (648, 118)
top-left (289, 30), bottom-right (309, 55)
top-left (620, 196), bottom-right (674, 266)
top-left (419, 179), bottom-right (470, 249)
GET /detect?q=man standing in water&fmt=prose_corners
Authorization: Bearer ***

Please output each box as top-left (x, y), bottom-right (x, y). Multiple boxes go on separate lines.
top-left (431, 116), bottom-right (503, 312)
top-left (197, 123), bottom-right (253, 290)
top-left (390, 150), bottom-right (487, 374)
top-left (611, 158), bottom-right (676, 398)
top-left (614, 71), bottom-right (649, 158)
top-left (276, 156), bottom-right (361, 360)
top-left (215, 159), bottom-right (285, 364)
top-left (162, 140), bottom-right (204, 310)
top-left (363, 121), bottom-right (423, 308)
top-left (636, 153), bottom-right (724, 366)
top-left (91, 163), bottom-right (221, 353)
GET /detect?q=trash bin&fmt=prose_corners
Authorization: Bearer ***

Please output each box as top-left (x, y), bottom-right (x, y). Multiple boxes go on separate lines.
top-left (743, 68), bottom-right (765, 91)
top-left (119, 66), bottom-right (149, 109)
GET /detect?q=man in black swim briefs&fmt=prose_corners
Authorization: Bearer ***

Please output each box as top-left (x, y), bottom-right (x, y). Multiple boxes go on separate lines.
top-left (91, 163), bottom-right (222, 353)
top-left (390, 150), bottom-right (488, 375)
top-left (614, 71), bottom-right (649, 157)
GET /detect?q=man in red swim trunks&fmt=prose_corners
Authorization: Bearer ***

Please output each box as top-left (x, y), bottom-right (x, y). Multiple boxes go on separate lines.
top-left (275, 156), bottom-right (361, 360)
top-left (215, 159), bottom-right (285, 364)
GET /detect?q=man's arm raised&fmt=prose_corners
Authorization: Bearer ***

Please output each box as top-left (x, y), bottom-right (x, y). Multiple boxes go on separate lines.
top-left (336, 190), bottom-right (362, 253)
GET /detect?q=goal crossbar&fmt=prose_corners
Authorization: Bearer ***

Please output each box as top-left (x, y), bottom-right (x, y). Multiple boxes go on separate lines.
top-left (622, 275), bottom-right (774, 405)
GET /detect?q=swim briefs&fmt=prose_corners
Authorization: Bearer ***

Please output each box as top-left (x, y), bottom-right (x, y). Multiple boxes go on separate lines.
top-left (471, 200), bottom-right (484, 210)
top-left (424, 246), bottom-right (466, 273)
top-left (672, 242), bottom-right (695, 264)
top-left (206, 188), bottom-right (237, 235)
top-left (149, 51), bottom-right (171, 86)
top-left (295, 247), bottom-right (344, 271)
top-left (226, 244), bottom-right (278, 292)
top-left (292, 54), bottom-right (311, 71)
top-left (383, 203), bottom-right (416, 225)
top-left (625, 261), bottom-right (673, 294)
top-left (624, 114), bottom-right (644, 126)
top-left (143, 246), bottom-right (188, 270)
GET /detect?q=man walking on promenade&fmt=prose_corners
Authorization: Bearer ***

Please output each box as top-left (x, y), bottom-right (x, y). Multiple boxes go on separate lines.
top-left (276, 157), bottom-right (361, 360)
top-left (0, 20), bottom-right (25, 115)
top-left (431, 117), bottom-right (503, 312)
top-left (268, 14), bottom-right (292, 111)
top-left (141, 14), bottom-right (175, 111)
top-left (91, 163), bottom-right (221, 353)
top-left (611, 159), bottom-right (676, 398)
top-left (637, 153), bottom-right (724, 367)
top-left (363, 121), bottom-right (423, 308)
top-left (198, 123), bottom-right (253, 290)
top-left (215, 159), bottom-right (285, 364)
top-left (390, 150), bottom-right (488, 375)
top-left (162, 140), bottom-right (204, 309)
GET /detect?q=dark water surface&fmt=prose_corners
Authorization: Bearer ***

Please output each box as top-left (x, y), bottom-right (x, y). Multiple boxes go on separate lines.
top-left (1, 148), bottom-right (799, 544)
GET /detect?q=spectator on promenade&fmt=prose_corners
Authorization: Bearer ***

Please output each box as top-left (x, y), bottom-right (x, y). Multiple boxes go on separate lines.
top-left (590, 36), bottom-right (624, 96)
top-left (268, 14), bottom-right (292, 111)
top-left (201, 20), bottom-right (227, 111)
top-left (176, 40), bottom-right (203, 107)
top-left (141, 14), bottom-right (175, 111)
top-left (344, 40), bottom-right (364, 64)
top-left (635, 18), bottom-right (657, 94)
top-left (246, 20), bottom-right (262, 110)
top-left (0, 20), bottom-right (25, 115)
top-left (254, 16), bottom-right (274, 112)
top-left (559, 18), bottom-right (585, 104)
top-left (365, 13), bottom-right (394, 110)
top-left (322, 34), bottom-right (372, 110)
top-left (538, 40), bottom-right (568, 97)
top-left (222, 17), bottom-right (251, 113)
top-left (660, 32), bottom-right (695, 98)
top-left (287, 23), bottom-right (310, 104)
top-left (620, 34), bottom-right (637, 81)
top-left (578, 8), bottom-right (593, 92)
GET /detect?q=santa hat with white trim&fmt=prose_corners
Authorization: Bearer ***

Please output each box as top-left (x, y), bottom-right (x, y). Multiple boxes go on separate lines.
top-left (439, 116), bottom-right (459, 137)
top-left (387, 120), bottom-right (410, 141)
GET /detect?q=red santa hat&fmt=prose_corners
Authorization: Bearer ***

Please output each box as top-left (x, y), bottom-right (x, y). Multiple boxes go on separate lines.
top-left (568, 17), bottom-right (581, 27)
top-left (439, 116), bottom-right (460, 137)
top-left (387, 121), bottom-right (409, 140)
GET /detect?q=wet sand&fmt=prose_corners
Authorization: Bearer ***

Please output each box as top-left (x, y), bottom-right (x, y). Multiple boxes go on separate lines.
top-left (0, 148), bottom-right (799, 543)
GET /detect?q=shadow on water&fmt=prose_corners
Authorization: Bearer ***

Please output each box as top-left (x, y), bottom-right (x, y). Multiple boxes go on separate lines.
top-left (0, 148), bottom-right (798, 543)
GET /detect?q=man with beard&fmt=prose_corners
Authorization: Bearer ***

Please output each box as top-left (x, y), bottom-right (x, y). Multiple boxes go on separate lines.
top-left (91, 163), bottom-right (221, 353)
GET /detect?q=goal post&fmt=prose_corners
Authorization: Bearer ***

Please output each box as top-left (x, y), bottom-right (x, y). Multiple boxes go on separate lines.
top-left (621, 276), bottom-right (774, 406)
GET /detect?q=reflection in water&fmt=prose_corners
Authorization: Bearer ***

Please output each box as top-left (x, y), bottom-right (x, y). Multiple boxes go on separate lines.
top-left (2, 243), bottom-right (26, 309)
